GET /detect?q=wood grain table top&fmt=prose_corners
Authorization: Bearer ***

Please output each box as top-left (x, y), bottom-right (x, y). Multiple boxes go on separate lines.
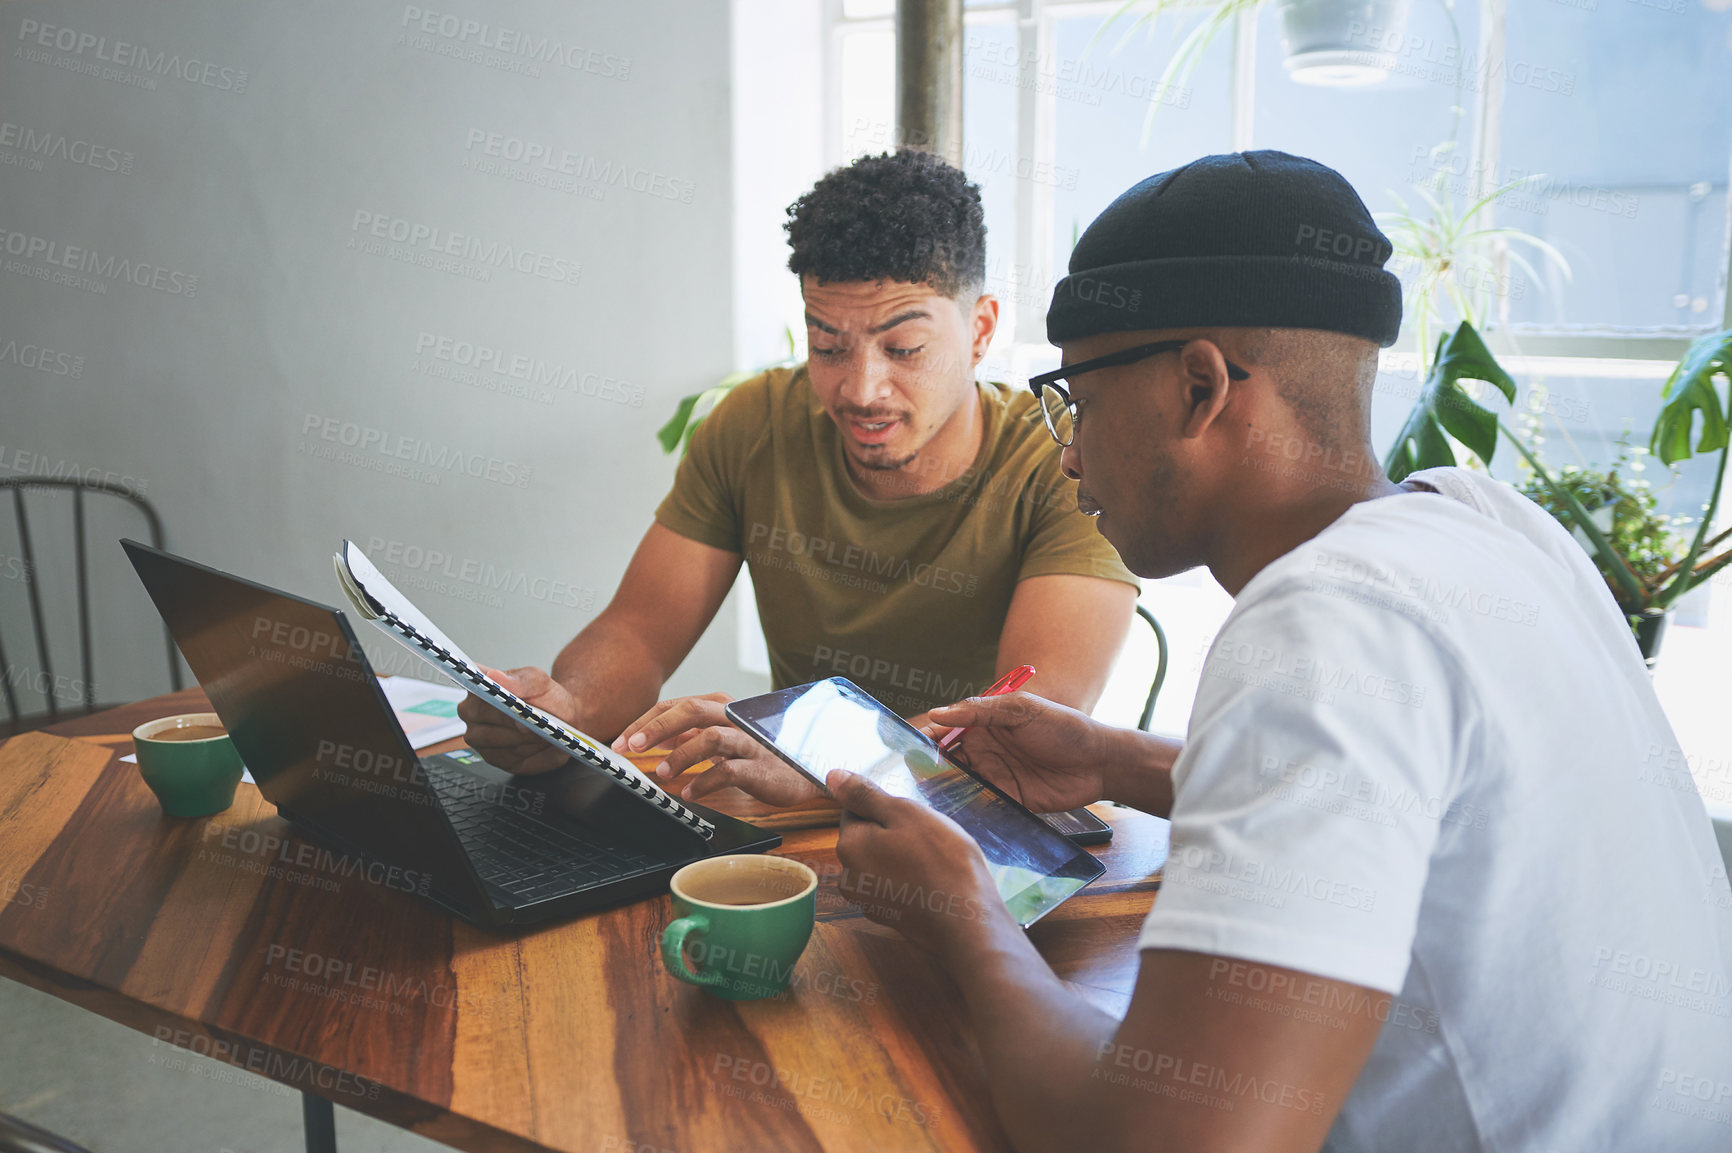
top-left (0, 687), bottom-right (1168, 1153)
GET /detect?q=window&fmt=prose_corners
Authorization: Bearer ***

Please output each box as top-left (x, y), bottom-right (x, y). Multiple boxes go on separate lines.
top-left (821, 0), bottom-right (1732, 791)
top-left (1500, 0), bottom-right (1731, 334)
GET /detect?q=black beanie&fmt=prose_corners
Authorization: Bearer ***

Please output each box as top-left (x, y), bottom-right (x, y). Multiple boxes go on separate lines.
top-left (1046, 150), bottom-right (1402, 348)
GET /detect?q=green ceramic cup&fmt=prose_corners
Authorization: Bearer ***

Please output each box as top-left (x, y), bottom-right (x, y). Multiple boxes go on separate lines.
top-left (659, 855), bottom-right (817, 1001)
top-left (131, 712), bottom-right (246, 818)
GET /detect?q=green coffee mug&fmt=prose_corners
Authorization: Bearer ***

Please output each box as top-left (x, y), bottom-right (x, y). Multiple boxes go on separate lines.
top-left (659, 855), bottom-right (817, 1001)
top-left (132, 713), bottom-right (246, 818)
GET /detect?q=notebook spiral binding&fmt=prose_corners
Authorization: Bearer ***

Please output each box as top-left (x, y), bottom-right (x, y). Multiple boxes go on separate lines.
top-left (372, 607), bottom-right (716, 838)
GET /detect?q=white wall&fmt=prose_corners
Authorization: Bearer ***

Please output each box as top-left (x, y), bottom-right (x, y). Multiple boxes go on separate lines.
top-left (728, 0), bottom-right (825, 679)
top-left (0, 0), bottom-right (758, 715)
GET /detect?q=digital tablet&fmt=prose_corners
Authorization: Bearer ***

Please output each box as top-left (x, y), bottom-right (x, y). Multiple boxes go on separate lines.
top-left (726, 677), bottom-right (1106, 927)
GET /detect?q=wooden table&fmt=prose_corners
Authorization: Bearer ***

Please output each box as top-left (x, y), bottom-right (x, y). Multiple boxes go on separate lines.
top-left (0, 688), bottom-right (1168, 1153)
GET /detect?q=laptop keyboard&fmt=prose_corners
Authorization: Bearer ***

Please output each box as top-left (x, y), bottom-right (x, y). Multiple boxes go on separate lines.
top-left (424, 758), bottom-right (666, 904)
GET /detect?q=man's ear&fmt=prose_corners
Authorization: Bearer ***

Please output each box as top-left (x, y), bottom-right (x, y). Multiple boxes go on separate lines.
top-left (968, 294), bottom-right (1000, 366)
top-left (1176, 339), bottom-right (1236, 440)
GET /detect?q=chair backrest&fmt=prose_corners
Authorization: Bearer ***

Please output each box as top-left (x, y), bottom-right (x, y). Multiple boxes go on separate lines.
top-left (0, 1112), bottom-right (96, 1153)
top-left (1133, 604), bottom-right (1169, 733)
top-left (0, 478), bottom-right (181, 734)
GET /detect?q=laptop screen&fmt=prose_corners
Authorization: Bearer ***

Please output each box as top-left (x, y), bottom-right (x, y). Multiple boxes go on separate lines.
top-left (123, 540), bottom-right (481, 906)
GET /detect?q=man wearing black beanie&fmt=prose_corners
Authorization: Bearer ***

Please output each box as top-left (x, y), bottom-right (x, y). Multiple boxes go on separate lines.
top-left (823, 152), bottom-right (1732, 1151)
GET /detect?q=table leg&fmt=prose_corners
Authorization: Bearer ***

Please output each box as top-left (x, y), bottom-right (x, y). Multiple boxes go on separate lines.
top-left (301, 1092), bottom-right (338, 1153)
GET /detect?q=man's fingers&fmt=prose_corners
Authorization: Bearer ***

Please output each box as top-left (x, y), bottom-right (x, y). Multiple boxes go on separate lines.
top-left (927, 698), bottom-right (1000, 729)
top-left (679, 756), bottom-right (766, 802)
top-left (464, 724), bottom-right (566, 772)
top-left (480, 664), bottom-right (567, 711)
top-left (612, 699), bottom-right (674, 752)
top-left (684, 754), bottom-right (818, 806)
top-left (460, 681), bottom-right (542, 727)
top-left (462, 727), bottom-right (533, 756)
top-left (460, 712), bottom-right (544, 749)
top-left (505, 745), bottom-right (573, 775)
top-left (651, 725), bottom-right (753, 782)
top-left (929, 691), bottom-right (1043, 730)
top-left (825, 769), bottom-right (903, 825)
top-left (621, 698), bottom-right (729, 753)
top-left (503, 665), bottom-right (554, 691)
top-left (644, 728), bottom-right (816, 806)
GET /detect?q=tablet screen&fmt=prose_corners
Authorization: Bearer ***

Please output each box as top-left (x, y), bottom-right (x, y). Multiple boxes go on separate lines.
top-left (728, 678), bottom-right (1104, 926)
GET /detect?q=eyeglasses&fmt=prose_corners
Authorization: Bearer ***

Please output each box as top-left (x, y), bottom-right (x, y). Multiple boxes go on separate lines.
top-left (1027, 340), bottom-right (1250, 447)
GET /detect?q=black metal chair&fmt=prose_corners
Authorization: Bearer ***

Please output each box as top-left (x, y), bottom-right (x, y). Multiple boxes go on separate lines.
top-left (0, 480), bottom-right (341, 1150)
top-left (0, 478), bottom-right (182, 736)
top-left (1133, 603), bottom-right (1170, 733)
top-left (0, 1112), bottom-right (96, 1153)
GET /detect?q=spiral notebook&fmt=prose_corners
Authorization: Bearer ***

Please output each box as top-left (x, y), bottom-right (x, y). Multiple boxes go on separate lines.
top-left (332, 539), bottom-right (715, 839)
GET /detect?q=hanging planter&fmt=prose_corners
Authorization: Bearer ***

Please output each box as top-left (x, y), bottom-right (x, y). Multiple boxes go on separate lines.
top-left (1632, 608), bottom-right (1671, 671)
top-left (1094, 0), bottom-right (1427, 144)
top-left (1279, 0), bottom-right (1414, 86)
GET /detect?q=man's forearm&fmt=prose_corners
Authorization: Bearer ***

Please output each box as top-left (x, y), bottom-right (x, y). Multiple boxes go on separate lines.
top-left (1102, 728), bottom-right (1181, 818)
top-left (940, 913), bottom-right (1121, 1153)
top-left (548, 613), bottom-right (671, 741)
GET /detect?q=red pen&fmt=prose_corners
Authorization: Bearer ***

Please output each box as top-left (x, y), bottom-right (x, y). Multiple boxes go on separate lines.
top-left (936, 664), bottom-right (1035, 751)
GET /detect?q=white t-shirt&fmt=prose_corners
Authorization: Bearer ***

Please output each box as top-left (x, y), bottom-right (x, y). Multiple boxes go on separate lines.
top-left (1139, 467), bottom-right (1732, 1151)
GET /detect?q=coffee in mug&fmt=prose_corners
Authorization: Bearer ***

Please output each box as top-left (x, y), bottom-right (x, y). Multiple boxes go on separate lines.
top-left (148, 723), bottom-right (229, 742)
top-left (678, 871), bottom-right (810, 907)
top-left (659, 855), bottom-right (817, 1000)
top-left (132, 712), bottom-right (246, 818)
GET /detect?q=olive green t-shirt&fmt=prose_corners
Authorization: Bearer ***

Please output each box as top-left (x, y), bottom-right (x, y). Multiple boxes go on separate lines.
top-left (654, 366), bottom-right (1138, 716)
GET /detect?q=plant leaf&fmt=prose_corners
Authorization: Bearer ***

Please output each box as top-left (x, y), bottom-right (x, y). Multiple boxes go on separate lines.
top-left (1383, 321), bottom-right (1515, 480)
top-left (1648, 328), bottom-right (1732, 605)
top-left (1649, 328), bottom-right (1732, 466)
top-left (656, 392), bottom-right (703, 455)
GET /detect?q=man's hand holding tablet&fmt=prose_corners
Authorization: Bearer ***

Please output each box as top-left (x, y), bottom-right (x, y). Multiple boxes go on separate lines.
top-left (928, 693), bottom-right (1179, 820)
top-left (728, 679), bottom-right (1107, 926)
top-left (827, 768), bottom-right (1011, 955)
top-left (611, 692), bottom-right (825, 807)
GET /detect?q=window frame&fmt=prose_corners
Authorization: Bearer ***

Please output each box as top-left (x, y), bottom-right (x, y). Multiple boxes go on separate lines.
top-left (815, 0), bottom-right (1732, 755)
top-left (822, 0), bottom-right (1732, 367)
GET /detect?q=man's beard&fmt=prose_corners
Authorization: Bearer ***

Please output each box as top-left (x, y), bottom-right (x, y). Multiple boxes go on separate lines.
top-left (1118, 452), bottom-right (1189, 578)
top-left (856, 449), bottom-right (920, 472)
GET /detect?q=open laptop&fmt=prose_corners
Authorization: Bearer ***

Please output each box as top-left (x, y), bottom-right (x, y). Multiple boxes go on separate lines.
top-left (121, 539), bottom-right (780, 929)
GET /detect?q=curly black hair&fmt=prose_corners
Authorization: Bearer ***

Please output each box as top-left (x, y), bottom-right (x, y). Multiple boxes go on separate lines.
top-left (784, 150), bottom-right (986, 298)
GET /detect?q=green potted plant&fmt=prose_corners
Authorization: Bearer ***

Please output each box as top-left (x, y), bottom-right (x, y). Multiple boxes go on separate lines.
top-left (1634, 328), bottom-right (1732, 649)
top-left (1386, 323), bottom-right (1732, 665)
top-left (1515, 446), bottom-right (1685, 661)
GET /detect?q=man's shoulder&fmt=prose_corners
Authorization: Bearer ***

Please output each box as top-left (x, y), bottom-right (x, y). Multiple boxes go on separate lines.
top-left (699, 363), bottom-right (811, 449)
top-left (1256, 475), bottom-right (1552, 594)
top-left (712, 362), bottom-right (807, 416)
top-left (1228, 480), bottom-right (1582, 669)
top-left (980, 378), bottom-right (1047, 435)
top-left (977, 380), bottom-right (1067, 472)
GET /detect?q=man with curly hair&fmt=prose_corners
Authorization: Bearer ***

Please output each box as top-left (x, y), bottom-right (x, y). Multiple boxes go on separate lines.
top-left (460, 150), bottom-right (1139, 805)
